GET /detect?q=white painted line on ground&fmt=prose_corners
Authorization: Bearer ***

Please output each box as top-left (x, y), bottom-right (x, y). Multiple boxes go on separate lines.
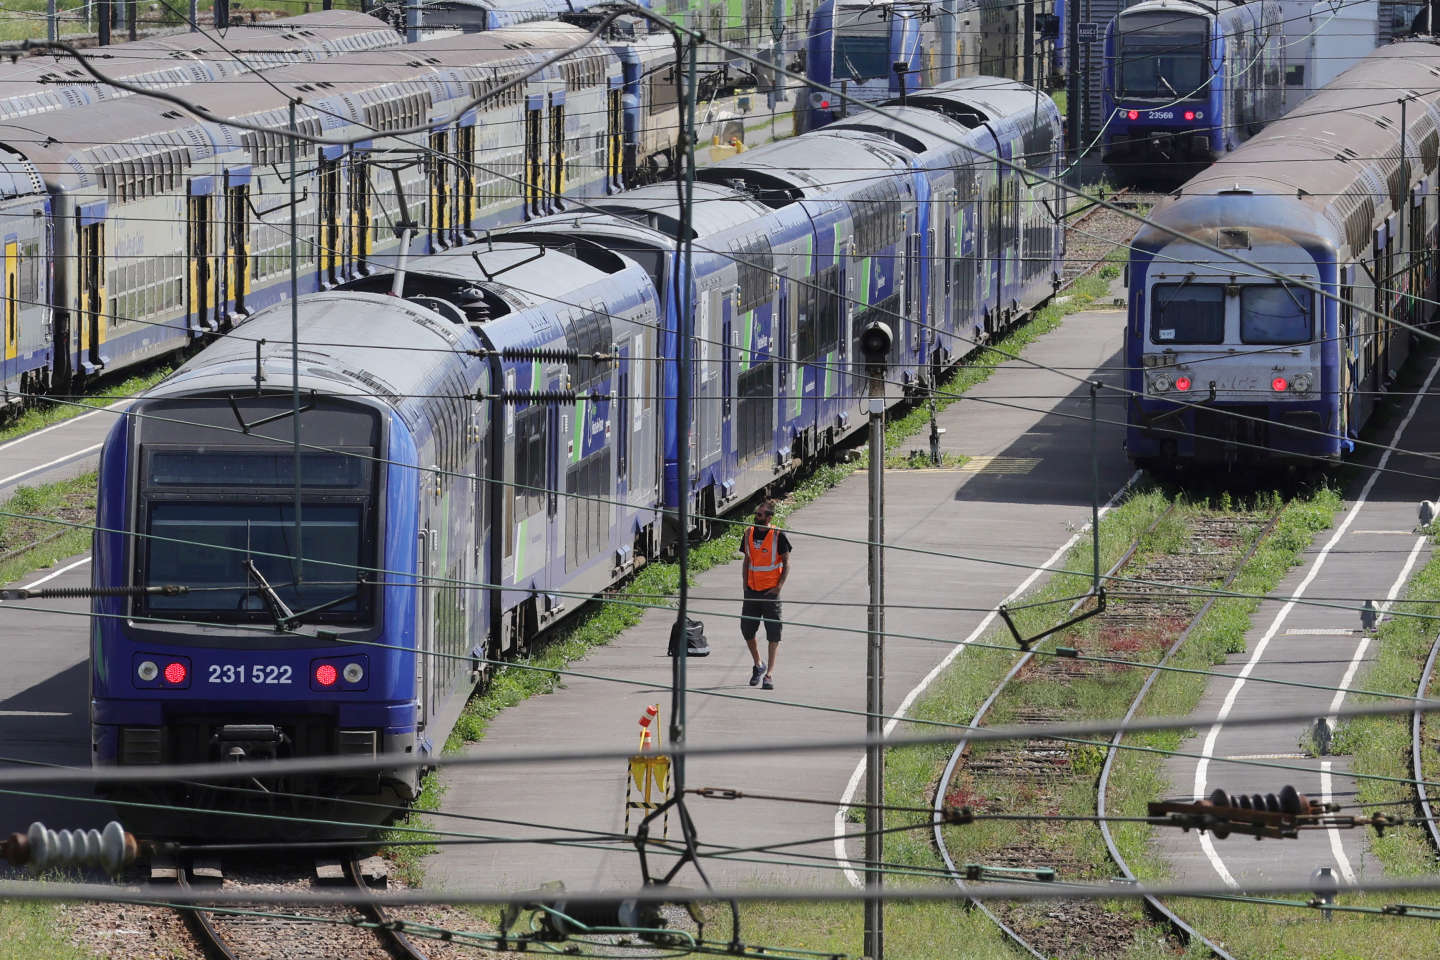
top-left (0, 398), bottom-right (128, 456)
top-left (1222, 753), bottom-right (1307, 760)
top-left (1283, 628), bottom-right (1360, 637)
top-left (0, 443), bottom-right (102, 489)
top-left (1325, 637), bottom-right (1371, 730)
top-left (1192, 355), bottom-right (1440, 888)
top-left (1325, 534), bottom-right (1426, 729)
top-left (0, 556), bottom-right (90, 600)
top-left (0, 711), bottom-right (67, 717)
top-left (1351, 529), bottom-right (1418, 536)
top-left (1321, 761), bottom-right (1357, 884)
top-left (834, 470), bottom-right (1142, 887)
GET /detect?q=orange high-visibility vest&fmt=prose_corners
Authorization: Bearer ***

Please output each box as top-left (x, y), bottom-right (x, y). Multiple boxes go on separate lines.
top-left (744, 527), bottom-right (783, 591)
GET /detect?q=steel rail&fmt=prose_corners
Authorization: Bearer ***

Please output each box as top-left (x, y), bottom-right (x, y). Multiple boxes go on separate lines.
top-left (1095, 511), bottom-right (1283, 960)
top-left (1413, 633), bottom-right (1440, 855)
top-left (930, 502), bottom-right (1172, 958)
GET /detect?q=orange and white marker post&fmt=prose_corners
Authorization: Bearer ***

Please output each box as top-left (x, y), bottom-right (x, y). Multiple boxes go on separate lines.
top-left (624, 703), bottom-right (671, 836)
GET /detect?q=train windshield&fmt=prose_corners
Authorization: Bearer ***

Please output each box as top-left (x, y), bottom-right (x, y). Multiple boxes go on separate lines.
top-left (139, 450), bottom-right (374, 625)
top-left (1151, 283), bottom-right (1224, 344)
top-left (1117, 11), bottom-right (1209, 100)
top-left (1241, 284), bottom-right (1312, 344)
top-left (834, 8), bottom-right (890, 81)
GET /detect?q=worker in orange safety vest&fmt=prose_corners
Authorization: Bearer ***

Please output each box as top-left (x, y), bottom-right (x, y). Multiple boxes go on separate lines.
top-left (740, 498), bottom-right (791, 691)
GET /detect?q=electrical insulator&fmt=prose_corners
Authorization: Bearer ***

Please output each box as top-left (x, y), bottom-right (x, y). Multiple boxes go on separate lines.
top-left (1, 821), bottom-right (138, 875)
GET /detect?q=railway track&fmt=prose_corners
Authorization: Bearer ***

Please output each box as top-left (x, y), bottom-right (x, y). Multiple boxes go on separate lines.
top-left (177, 855), bottom-right (431, 960)
top-left (1413, 635), bottom-right (1440, 856)
top-left (933, 502), bottom-right (1275, 958)
top-left (1061, 188), bottom-right (1161, 287)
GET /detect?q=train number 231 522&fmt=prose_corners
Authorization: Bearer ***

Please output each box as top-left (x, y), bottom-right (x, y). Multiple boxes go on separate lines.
top-left (208, 664), bottom-right (294, 684)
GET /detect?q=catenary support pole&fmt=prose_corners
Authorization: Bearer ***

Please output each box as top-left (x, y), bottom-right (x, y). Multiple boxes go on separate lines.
top-left (1023, 0), bottom-right (1035, 87)
top-left (863, 377), bottom-right (886, 960)
top-left (1067, 0), bottom-right (1079, 159)
top-left (1091, 379), bottom-right (1100, 591)
top-left (98, 0), bottom-right (110, 45)
top-left (46, 0), bottom-right (55, 43)
top-left (289, 100), bottom-right (303, 582)
top-left (189, 0), bottom-right (197, 31)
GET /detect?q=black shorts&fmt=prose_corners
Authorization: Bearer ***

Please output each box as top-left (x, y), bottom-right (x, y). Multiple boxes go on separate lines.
top-left (741, 590), bottom-right (782, 643)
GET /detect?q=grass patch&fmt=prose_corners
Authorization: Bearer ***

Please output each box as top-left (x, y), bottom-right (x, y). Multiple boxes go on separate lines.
top-left (0, 473), bottom-right (96, 585)
top-left (0, 365), bottom-right (172, 444)
top-left (0, 899), bottom-right (91, 960)
top-left (885, 450), bottom-right (968, 470)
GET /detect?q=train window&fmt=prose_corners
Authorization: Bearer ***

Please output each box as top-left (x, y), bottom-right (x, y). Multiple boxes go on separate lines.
top-left (143, 501), bottom-right (370, 623)
top-left (815, 266), bottom-right (841, 353)
top-left (648, 68), bottom-right (678, 117)
top-left (1240, 284), bottom-right (1312, 345)
top-left (736, 362), bottom-right (774, 461)
top-left (1150, 283), bottom-right (1224, 344)
top-left (797, 274), bottom-right (816, 362)
top-left (1115, 11), bottom-right (1208, 100)
top-left (515, 403), bottom-right (547, 518)
top-left (149, 451), bottom-right (367, 488)
top-left (834, 14), bottom-right (890, 81)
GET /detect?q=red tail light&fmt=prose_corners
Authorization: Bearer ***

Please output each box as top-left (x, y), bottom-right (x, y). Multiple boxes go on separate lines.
top-left (1175, 376), bottom-right (1192, 392)
top-left (163, 662), bottom-right (187, 685)
top-left (1127, 110), bottom-right (1139, 120)
top-left (819, 100), bottom-right (830, 109)
top-left (315, 663), bottom-right (338, 687)
top-left (1272, 377), bottom-right (1289, 392)
top-left (1184, 111), bottom-right (1195, 121)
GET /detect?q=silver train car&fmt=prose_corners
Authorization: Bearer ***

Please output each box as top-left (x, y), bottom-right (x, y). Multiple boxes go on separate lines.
top-left (1125, 40), bottom-right (1440, 466)
top-left (0, 21), bottom-right (671, 402)
top-left (0, 11), bottom-right (401, 121)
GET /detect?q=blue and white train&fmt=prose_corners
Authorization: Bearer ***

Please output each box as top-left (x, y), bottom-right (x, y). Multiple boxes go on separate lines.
top-left (1125, 40), bottom-right (1440, 467)
top-left (1101, 0), bottom-right (1286, 167)
top-left (90, 77), bottom-right (1062, 806)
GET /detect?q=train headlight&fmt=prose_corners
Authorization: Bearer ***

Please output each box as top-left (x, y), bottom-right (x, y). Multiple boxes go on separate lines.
top-left (1150, 374), bottom-right (1171, 393)
top-left (136, 661), bottom-right (158, 683)
top-left (1293, 373), bottom-right (1313, 393)
top-left (343, 662), bottom-right (365, 684)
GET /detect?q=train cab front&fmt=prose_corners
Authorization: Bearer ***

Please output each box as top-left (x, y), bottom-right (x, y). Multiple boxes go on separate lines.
top-left (804, 0), bottom-right (901, 132)
top-left (89, 390), bottom-right (423, 820)
top-left (1103, 5), bottom-right (1217, 168)
top-left (1127, 233), bottom-right (1335, 469)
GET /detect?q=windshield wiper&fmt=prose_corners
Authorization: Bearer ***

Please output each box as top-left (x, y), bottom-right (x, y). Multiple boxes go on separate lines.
top-left (1157, 72), bottom-right (1179, 98)
top-left (245, 559), bottom-right (296, 632)
top-left (244, 559), bottom-right (359, 631)
top-left (1276, 277), bottom-right (1308, 316)
top-left (1157, 274), bottom-right (1194, 311)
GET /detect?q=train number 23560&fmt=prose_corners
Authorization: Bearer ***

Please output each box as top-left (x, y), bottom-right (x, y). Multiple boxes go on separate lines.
top-left (208, 664), bottom-right (294, 684)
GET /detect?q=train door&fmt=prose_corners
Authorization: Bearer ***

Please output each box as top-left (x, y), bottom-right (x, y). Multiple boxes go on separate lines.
top-left (350, 152), bottom-right (372, 274)
top-left (545, 402), bottom-right (560, 601)
top-left (2, 238), bottom-right (15, 390)
top-left (429, 130), bottom-right (449, 251)
top-left (606, 84), bottom-right (623, 193)
top-left (549, 93), bottom-right (565, 211)
top-left (319, 150), bottom-right (343, 286)
top-left (417, 524), bottom-right (432, 733)
top-left (524, 98), bottom-right (544, 219)
top-left (455, 125), bottom-right (475, 238)
top-left (779, 270), bottom-right (796, 434)
top-left (77, 217), bottom-right (105, 372)
top-left (721, 289), bottom-right (734, 451)
top-left (223, 173), bottom-right (249, 323)
top-left (698, 288), bottom-right (722, 464)
top-left (185, 188), bottom-right (212, 335)
top-left (903, 219), bottom-right (917, 355)
top-left (617, 344), bottom-right (630, 494)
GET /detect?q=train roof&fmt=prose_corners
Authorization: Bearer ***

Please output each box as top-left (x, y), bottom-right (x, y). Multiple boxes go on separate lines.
top-left (151, 291), bottom-right (483, 410)
top-left (0, 23), bottom-right (608, 194)
top-left (587, 182), bottom-right (770, 236)
top-left (699, 133), bottom-right (911, 199)
top-left (0, 11), bottom-right (399, 122)
top-left (1142, 39), bottom-right (1440, 256)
